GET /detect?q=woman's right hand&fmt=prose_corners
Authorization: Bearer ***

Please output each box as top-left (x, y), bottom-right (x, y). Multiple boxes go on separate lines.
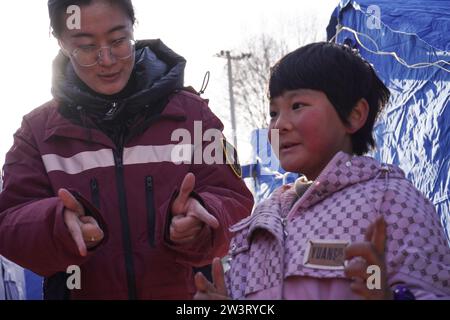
top-left (59, 188), bottom-right (104, 257)
top-left (194, 257), bottom-right (230, 300)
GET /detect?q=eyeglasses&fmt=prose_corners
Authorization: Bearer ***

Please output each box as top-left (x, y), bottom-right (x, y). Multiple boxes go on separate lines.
top-left (69, 38), bottom-right (136, 67)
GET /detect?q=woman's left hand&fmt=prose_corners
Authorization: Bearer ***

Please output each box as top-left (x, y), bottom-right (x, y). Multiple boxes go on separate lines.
top-left (344, 216), bottom-right (393, 300)
top-left (170, 173), bottom-right (219, 244)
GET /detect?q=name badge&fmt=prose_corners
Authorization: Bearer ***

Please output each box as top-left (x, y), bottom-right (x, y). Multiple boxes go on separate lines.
top-left (303, 240), bottom-right (349, 270)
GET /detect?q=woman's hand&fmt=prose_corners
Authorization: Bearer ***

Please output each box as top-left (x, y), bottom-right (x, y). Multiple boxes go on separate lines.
top-left (59, 188), bottom-right (104, 256)
top-left (170, 173), bottom-right (219, 244)
top-left (344, 216), bottom-right (393, 300)
top-left (194, 257), bottom-right (230, 300)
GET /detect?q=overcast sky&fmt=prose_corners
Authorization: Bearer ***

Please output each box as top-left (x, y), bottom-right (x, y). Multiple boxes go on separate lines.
top-left (0, 0), bottom-right (337, 166)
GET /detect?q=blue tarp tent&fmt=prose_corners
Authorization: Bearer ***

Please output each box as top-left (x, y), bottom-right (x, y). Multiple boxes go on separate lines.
top-left (327, 0), bottom-right (450, 241)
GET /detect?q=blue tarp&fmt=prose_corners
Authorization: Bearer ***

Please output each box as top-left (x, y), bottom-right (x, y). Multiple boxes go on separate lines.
top-left (24, 270), bottom-right (42, 300)
top-left (327, 0), bottom-right (450, 241)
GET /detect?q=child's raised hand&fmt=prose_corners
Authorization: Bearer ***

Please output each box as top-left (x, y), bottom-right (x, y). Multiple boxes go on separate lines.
top-left (194, 257), bottom-right (230, 300)
top-left (344, 216), bottom-right (393, 300)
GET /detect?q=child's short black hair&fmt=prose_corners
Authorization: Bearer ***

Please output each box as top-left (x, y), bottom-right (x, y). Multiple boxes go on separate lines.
top-left (268, 42), bottom-right (390, 155)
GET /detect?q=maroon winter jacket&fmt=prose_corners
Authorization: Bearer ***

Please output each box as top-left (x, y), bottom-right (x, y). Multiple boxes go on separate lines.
top-left (0, 40), bottom-right (253, 299)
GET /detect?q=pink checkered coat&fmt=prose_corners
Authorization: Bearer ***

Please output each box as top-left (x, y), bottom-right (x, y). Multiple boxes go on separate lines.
top-left (225, 152), bottom-right (450, 299)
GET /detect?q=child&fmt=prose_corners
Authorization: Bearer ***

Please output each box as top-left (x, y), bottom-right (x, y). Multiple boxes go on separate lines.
top-left (194, 42), bottom-right (450, 300)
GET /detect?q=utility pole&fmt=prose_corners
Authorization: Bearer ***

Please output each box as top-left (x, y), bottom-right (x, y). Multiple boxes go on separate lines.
top-left (225, 51), bottom-right (237, 149)
top-left (216, 50), bottom-right (251, 149)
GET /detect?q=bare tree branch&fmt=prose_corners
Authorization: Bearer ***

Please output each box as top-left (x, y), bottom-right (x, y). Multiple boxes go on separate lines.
top-left (228, 17), bottom-right (323, 130)
top-left (230, 34), bottom-right (287, 129)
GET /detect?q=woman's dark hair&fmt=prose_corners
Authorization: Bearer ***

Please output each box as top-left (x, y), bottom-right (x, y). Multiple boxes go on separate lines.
top-left (48, 0), bottom-right (136, 38)
top-left (268, 41), bottom-right (390, 155)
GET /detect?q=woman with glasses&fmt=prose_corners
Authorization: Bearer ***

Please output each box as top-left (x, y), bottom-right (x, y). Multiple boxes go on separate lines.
top-left (0, 0), bottom-right (253, 299)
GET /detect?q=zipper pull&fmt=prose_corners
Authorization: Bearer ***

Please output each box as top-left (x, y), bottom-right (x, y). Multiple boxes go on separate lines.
top-left (146, 176), bottom-right (153, 190)
top-left (90, 178), bottom-right (98, 190)
top-left (104, 102), bottom-right (119, 120)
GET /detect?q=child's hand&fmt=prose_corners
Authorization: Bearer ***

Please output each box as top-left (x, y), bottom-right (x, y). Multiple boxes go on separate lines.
top-left (194, 257), bottom-right (230, 300)
top-left (344, 216), bottom-right (393, 300)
